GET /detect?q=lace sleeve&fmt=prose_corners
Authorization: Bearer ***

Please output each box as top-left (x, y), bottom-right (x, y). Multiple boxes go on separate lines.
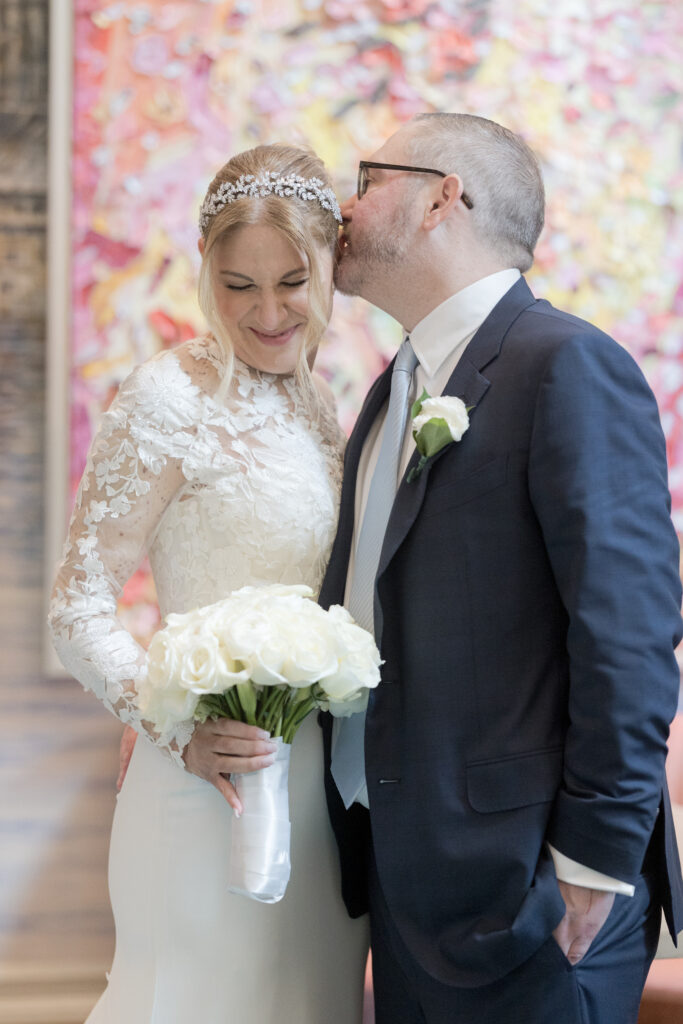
top-left (48, 355), bottom-right (199, 765)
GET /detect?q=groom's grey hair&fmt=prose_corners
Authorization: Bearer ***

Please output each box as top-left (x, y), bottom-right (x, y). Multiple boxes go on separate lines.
top-left (407, 113), bottom-right (545, 272)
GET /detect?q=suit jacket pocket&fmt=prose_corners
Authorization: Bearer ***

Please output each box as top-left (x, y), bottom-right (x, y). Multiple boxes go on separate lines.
top-left (421, 454), bottom-right (508, 518)
top-left (466, 747), bottom-right (563, 813)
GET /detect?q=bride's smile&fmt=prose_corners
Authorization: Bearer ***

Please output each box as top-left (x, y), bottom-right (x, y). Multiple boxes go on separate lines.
top-left (205, 222), bottom-right (331, 374)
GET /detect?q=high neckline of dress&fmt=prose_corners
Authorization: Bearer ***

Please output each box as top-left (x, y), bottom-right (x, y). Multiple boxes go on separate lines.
top-left (233, 353), bottom-right (297, 382)
top-left (202, 334), bottom-right (298, 383)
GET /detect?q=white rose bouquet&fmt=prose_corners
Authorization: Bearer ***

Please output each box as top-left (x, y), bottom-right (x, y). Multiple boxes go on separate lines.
top-left (136, 583), bottom-right (381, 903)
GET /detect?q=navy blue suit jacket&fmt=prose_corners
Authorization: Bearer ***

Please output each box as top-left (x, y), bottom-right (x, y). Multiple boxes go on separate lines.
top-left (320, 277), bottom-right (683, 987)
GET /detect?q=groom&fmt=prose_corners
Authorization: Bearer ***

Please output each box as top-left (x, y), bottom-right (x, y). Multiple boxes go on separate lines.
top-left (320, 113), bottom-right (683, 1022)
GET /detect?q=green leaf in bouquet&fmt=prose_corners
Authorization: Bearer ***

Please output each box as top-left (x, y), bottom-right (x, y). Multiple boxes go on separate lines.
top-left (194, 694), bottom-right (225, 723)
top-left (290, 685), bottom-right (312, 705)
top-left (259, 684), bottom-right (284, 716)
top-left (236, 682), bottom-right (258, 725)
top-left (195, 690), bottom-right (242, 723)
top-left (255, 685), bottom-right (288, 736)
top-left (281, 696), bottom-right (318, 744)
top-left (227, 687), bottom-right (244, 720)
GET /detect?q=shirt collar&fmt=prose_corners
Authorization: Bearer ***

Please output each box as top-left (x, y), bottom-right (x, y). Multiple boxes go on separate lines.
top-left (408, 269), bottom-right (521, 379)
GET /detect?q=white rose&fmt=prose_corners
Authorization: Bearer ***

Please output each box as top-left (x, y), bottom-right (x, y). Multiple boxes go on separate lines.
top-left (215, 639), bottom-right (251, 685)
top-left (248, 639), bottom-right (290, 685)
top-left (413, 395), bottom-right (469, 442)
top-left (163, 609), bottom-right (195, 631)
top-left (282, 619), bottom-right (339, 685)
top-left (137, 675), bottom-right (198, 734)
top-left (321, 689), bottom-right (370, 718)
top-left (317, 613), bottom-right (382, 704)
top-left (321, 657), bottom-right (378, 703)
top-left (325, 604), bottom-right (354, 626)
top-left (146, 630), bottom-right (183, 691)
top-left (219, 607), bottom-right (286, 683)
top-left (177, 632), bottom-right (227, 694)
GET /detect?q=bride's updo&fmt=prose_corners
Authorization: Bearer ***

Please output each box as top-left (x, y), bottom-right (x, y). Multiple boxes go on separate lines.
top-left (197, 144), bottom-right (340, 385)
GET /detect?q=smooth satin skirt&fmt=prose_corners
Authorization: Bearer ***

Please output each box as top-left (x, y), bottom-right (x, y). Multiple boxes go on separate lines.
top-left (86, 716), bottom-right (369, 1023)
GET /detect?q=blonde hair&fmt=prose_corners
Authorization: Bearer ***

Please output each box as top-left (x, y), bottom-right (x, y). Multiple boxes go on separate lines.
top-left (197, 144), bottom-right (339, 395)
top-left (408, 113), bottom-right (545, 272)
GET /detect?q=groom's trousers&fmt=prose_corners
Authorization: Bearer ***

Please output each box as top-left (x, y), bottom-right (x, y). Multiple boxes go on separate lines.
top-left (368, 846), bottom-right (661, 1024)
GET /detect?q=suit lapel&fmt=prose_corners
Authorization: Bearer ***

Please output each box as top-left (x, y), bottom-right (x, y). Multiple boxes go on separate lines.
top-left (376, 277), bottom-right (537, 586)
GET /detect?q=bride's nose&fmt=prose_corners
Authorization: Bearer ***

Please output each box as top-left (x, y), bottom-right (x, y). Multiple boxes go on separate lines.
top-left (254, 290), bottom-right (287, 330)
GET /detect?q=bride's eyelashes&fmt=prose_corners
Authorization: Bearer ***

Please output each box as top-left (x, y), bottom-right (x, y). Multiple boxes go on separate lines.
top-left (224, 279), bottom-right (309, 292)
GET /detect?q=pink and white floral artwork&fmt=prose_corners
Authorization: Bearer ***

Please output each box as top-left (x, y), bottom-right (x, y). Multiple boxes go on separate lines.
top-left (69, 0), bottom-right (683, 643)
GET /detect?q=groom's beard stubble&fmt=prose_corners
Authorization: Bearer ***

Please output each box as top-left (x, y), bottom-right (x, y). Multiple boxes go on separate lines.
top-left (334, 206), bottom-right (414, 299)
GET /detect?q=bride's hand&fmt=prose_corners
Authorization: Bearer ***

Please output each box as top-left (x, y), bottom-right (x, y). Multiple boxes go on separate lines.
top-left (183, 719), bottom-right (278, 815)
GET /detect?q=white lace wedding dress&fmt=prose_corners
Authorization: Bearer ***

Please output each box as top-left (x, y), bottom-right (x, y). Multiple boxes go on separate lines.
top-left (48, 337), bottom-right (369, 1024)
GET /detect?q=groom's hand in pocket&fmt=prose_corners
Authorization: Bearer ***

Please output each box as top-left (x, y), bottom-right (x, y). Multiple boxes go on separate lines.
top-left (183, 719), bottom-right (279, 815)
top-left (552, 881), bottom-right (615, 965)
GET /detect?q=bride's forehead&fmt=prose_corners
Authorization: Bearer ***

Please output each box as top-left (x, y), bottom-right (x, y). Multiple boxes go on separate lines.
top-left (214, 224), bottom-right (307, 268)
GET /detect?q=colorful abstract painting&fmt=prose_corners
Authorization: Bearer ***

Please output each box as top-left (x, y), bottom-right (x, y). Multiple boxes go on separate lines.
top-left (68, 0), bottom-right (683, 641)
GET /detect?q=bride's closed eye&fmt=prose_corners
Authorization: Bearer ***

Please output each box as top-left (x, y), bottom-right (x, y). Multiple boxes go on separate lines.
top-left (225, 279), bottom-right (308, 292)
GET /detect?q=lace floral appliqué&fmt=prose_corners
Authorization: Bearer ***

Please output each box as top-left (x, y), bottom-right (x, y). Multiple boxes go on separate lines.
top-left (48, 338), bottom-right (344, 766)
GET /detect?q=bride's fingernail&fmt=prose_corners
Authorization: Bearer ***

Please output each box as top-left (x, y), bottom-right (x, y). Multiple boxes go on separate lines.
top-left (233, 807), bottom-right (241, 819)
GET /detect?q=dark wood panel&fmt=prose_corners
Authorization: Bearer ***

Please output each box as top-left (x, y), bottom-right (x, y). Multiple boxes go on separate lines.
top-left (0, 2), bottom-right (48, 111)
top-left (0, 0), bottom-right (118, 1001)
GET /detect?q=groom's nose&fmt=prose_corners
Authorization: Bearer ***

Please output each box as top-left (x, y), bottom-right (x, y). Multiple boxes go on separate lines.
top-left (339, 194), bottom-right (357, 221)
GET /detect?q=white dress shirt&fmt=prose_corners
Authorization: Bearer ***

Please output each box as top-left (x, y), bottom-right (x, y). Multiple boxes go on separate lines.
top-left (344, 268), bottom-right (634, 897)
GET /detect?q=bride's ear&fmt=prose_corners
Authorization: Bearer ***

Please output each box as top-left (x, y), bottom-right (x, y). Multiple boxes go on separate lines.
top-left (198, 237), bottom-right (205, 256)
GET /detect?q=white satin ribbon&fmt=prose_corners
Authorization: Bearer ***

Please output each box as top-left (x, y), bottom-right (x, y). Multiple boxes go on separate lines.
top-left (228, 738), bottom-right (292, 903)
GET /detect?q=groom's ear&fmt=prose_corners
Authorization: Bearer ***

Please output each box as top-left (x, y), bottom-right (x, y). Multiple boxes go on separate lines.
top-left (422, 174), bottom-right (467, 231)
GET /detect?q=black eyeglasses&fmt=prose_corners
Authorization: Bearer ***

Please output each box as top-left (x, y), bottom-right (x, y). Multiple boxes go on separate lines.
top-left (357, 160), bottom-right (474, 209)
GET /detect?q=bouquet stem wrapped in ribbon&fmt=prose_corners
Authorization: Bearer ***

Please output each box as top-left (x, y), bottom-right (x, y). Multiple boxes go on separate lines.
top-left (136, 584), bottom-right (381, 903)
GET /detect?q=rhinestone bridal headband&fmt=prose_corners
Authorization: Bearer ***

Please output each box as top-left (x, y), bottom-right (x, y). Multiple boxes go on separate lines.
top-left (199, 172), bottom-right (343, 233)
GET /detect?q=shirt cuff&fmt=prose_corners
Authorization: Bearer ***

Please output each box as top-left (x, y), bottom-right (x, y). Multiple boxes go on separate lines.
top-left (547, 843), bottom-right (635, 897)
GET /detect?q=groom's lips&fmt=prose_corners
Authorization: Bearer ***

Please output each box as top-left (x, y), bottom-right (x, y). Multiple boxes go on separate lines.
top-left (335, 233), bottom-right (350, 264)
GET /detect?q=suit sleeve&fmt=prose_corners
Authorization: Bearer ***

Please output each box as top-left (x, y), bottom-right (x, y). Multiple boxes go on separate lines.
top-left (527, 326), bottom-right (682, 883)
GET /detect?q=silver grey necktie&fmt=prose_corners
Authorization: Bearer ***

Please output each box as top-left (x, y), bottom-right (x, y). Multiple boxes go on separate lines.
top-left (331, 337), bottom-right (418, 809)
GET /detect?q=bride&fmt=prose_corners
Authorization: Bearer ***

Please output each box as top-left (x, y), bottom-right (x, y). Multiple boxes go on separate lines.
top-left (48, 143), bottom-right (369, 1023)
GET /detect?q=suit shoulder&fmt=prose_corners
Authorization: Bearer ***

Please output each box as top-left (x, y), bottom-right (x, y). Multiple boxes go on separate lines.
top-left (512, 299), bottom-right (642, 374)
top-left (520, 298), bottom-right (603, 340)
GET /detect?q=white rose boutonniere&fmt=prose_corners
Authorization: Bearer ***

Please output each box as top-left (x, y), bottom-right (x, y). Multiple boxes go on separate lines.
top-left (407, 389), bottom-right (471, 482)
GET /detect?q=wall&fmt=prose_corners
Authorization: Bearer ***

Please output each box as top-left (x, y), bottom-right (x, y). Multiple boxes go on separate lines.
top-left (0, 3), bottom-right (119, 1020)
